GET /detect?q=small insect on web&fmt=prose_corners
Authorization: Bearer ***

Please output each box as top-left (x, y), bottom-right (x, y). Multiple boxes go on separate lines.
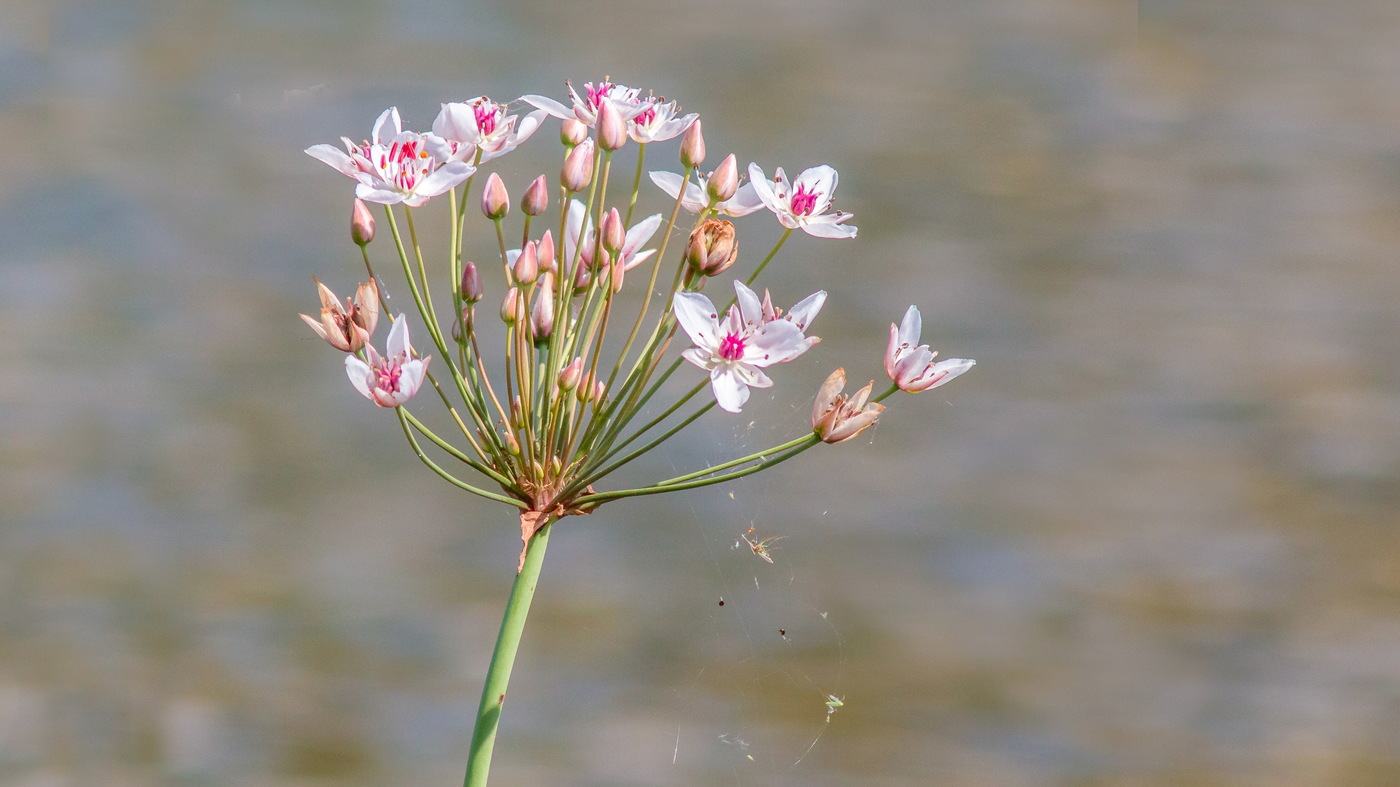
top-left (734, 524), bottom-right (785, 564)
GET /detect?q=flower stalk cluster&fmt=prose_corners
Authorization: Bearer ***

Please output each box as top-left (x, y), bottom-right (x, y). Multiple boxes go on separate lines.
top-left (301, 78), bottom-right (974, 786)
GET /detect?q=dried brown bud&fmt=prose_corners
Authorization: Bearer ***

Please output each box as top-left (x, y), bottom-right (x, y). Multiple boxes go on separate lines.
top-left (687, 219), bottom-right (739, 277)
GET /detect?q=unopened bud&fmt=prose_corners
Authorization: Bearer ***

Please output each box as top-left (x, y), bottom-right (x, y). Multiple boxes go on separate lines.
top-left (558, 357), bottom-right (584, 391)
top-left (501, 286), bottom-right (520, 325)
top-left (590, 378), bottom-right (607, 406)
top-left (351, 198), bottom-right (376, 246)
top-left (502, 429), bottom-right (521, 456)
top-left (537, 230), bottom-right (557, 273)
top-left (687, 219), bottom-right (739, 277)
top-left (513, 243), bottom-right (539, 285)
top-left (609, 259), bottom-right (625, 293)
top-left (561, 139), bottom-right (595, 192)
top-left (451, 304), bottom-right (472, 342)
top-left (576, 371), bottom-right (596, 403)
top-left (511, 395), bottom-right (524, 428)
top-left (680, 119), bottom-right (705, 168)
top-left (597, 100), bottom-right (627, 151)
top-left (600, 208), bottom-right (625, 254)
top-left (481, 172), bottom-right (509, 220)
top-left (460, 261), bottom-right (483, 303)
top-left (708, 154), bottom-right (738, 202)
top-left (561, 118), bottom-right (588, 147)
top-left (531, 274), bottom-right (556, 339)
top-left (522, 175), bottom-right (549, 216)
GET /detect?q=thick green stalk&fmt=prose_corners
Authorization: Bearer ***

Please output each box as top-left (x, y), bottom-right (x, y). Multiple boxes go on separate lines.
top-left (464, 520), bottom-right (554, 787)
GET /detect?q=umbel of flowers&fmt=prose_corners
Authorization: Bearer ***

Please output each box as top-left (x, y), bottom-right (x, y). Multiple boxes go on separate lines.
top-left (302, 79), bottom-right (973, 786)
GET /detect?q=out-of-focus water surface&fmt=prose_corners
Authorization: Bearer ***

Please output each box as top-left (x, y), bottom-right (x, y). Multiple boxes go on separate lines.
top-left (11, 0), bottom-right (1400, 784)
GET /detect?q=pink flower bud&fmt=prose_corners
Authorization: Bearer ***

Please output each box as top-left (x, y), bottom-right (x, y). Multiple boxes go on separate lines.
top-left (531, 274), bottom-right (555, 339)
top-left (680, 119), bottom-right (705, 169)
top-left (609, 259), bottom-right (626, 293)
top-left (561, 118), bottom-right (588, 147)
top-left (558, 357), bottom-right (583, 391)
top-left (350, 198), bottom-right (376, 246)
top-left (513, 242), bottom-right (539, 285)
top-left (501, 286), bottom-right (520, 325)
top-left (460, 261), bottom-right (483, 303)
top-left (590, 378), bottom-right (607, 406)
top-left (576, 371), bottom-right (596, 403)
top-left (511, 395), bottom-right (524, 428)
top-left (600, 208), bottom-right (625, 254)
top-left (597, 100), bottom-right (627, 151)
top-left (481, 172), bottom-right (509, 220)
top-left (521, 175), bottom-right (549, 216)
top-left (686, 219), bottom-right (738, 277)
top-left (536, 230), bottom-right (557, 273)
top-left (503, 429), bottom-right (521, 456)
top-left (708, 154), bottom-right (738, 202)
top-left (561, 139), bottom-right (595, 192)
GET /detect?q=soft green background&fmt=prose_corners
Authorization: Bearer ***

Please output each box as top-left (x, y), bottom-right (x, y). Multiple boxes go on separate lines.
top-left (9, 0), bottom-right (1400, 784)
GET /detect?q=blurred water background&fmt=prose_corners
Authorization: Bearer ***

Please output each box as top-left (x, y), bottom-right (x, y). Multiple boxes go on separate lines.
top-left (8, 0), bottom-right (1400, 784)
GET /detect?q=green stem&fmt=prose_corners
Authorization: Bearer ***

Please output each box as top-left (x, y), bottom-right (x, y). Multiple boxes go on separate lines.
top-left (464, 520), bottom-right (554, 787)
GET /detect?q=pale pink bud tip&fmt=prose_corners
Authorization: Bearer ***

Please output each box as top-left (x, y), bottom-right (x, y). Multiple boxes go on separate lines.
top-left (481, 172), bottom-right (510, 220)
top-left (522, 175), bottom-right (549, 216)
top-left (501, 287), bottom-right (521, 325)
top-left (513, 243), bottom-right (539, 285)
top-left (600, 208), bottom-right (625, 254)
top-left (597, 100), bottom-right (627, 151)
top-left (708, 154), bottom-right (738, 203)
top-left (561, 118), bottom-right (588, 147)
top-left (558, 357), bottom-right (584, 391)
top-left (680, 119), bottom-right (706, 169)
top-left (350, 199), bottom-right (376, 246)
top-left (561, 139), bottom-right (595, 192)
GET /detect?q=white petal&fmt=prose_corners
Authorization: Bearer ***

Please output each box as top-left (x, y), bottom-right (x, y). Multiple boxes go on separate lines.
top-left (305, 144), bottom-right (359, 177)
top-left (397, 357), bottom-right (429, 399)
top-left (731, 363), bottom-right (773, 389)
top-left (745, 320), bottom-right (808, 366)
top-left (623, 213), bottom-right (662, 253)
top-left (799, 217), bottom-right (858, 239)
top-left (344, 355), bottom-right (374, 400)
top-left (720, 184), bottom-right (766, 217)
top-left (747, 162), bottom-right (784, 215)
top-left (415, 161), bottom-right (476, 198)
top-left (372, 107), bottom-right (402, 143)
top-left (709, 367), bottom-right (750, 413)
top-left (899, 305), bottom-right (922, 348)
top-left (519, 94), bottom-right (573, 120)
top-left (355, 182), bottom-right (406, 205)
top-left (672, 291), bottom-right (721, 350)
top-left (733, 281), bottom-right (763, 328)
top-left (682, 347), bottom-right (717, 370)
top-left (386, 316), bottom-right (411, 358)
top-left (786, 290), bottom-right (826, 330)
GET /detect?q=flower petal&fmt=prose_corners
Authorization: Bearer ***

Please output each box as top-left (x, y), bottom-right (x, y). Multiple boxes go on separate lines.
top-left (798, 217), bottom-right (858, 239)
top-left (786, 290), bottom-right (826, 331)
top-left (709, 366), bottom-right (751, 413)
top-left (672, 291), bottom-right (721, 350)
top-left (344, 355), bottom-right (374, 400)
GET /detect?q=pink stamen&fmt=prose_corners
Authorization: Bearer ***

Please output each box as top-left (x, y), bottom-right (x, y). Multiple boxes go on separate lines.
top-left (790, 183), bottom-right (821, 216)
top-left (718, 332), bottom-right (746, 361)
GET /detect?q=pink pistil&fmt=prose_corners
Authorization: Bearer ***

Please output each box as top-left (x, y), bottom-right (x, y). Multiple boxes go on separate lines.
top-left (376, 360), bottom-right (403, 392)
top-left (475, 104), bottom-right (498, 135)
top-left (790, 183), bottom-right (820, 216)
top-left (718, 332), bottom-right (746, 361)
top-left (586, 83), bottom-right (613, 110)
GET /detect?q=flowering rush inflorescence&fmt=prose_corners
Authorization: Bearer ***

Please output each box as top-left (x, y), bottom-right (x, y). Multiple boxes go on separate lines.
top-left (301, 78), bottom-right (973, 785)
top-left (303, 76), bottom-right (975, 554)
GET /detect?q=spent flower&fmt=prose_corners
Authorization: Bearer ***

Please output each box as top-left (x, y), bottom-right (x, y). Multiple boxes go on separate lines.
top-left (300, 277), bottom-right (379, 353)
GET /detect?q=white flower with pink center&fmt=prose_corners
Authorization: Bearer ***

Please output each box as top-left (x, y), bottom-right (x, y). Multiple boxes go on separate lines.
top-left (562, 199), bottom-right (662, 274)
top-left (673, 281), bottom-right (825, 413)
top-left (884, 306), bottom-right (975, 393)
top-left (747, 163), bottom-right (857, 239)
top-left (433, 97), bottom-right (547, 163)
top-left (627, 99), bottom-right (697, 144)
top-left (522, 80), bottom-right (648, 128)
top-left (345, 316), bottom-right (431, 407)
top-left (648, 170), bottom-right (765, 217)
top-left (306, 108), bottom-right (476, 207)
